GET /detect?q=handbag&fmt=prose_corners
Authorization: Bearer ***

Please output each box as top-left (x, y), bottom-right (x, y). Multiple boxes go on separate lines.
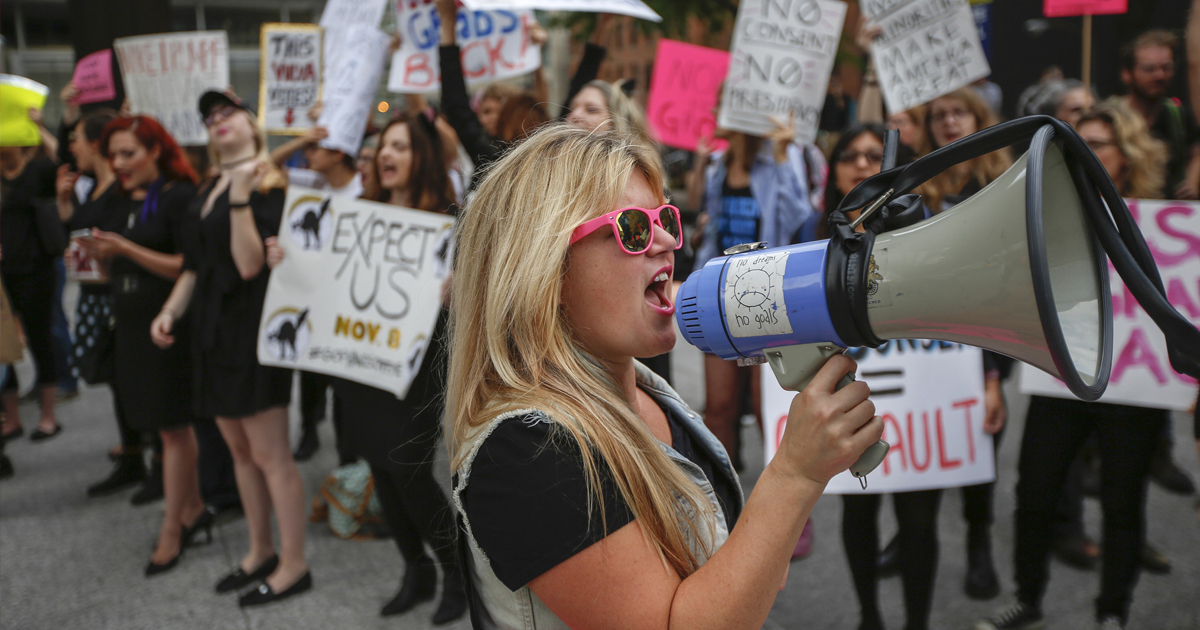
top-left (0, 281), bottom-right (23, 365)
top-left (309, 460), bottom-right (387, 540)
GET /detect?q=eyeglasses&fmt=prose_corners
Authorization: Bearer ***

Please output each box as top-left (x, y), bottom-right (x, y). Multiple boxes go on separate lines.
top-left (204, 105), bottom-right (239, 128)
top-left (570, 205), bottom-right (682, 255)
top-left (1136, 62), bottom-right (1174, 75)
top-left (838, 150), bottom-right (883, 165)
top-left (1085, 139), bottom-right (1116, 151)
top-left (931, 108), bottom-right (971, 124)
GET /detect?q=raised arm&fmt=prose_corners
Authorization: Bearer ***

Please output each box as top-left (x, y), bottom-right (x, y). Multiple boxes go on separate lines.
top-left (437, 0), bottom-right (501, 166)
top-left (559, 15), bottom-right (611, 119)
top-left (227, 160), bottom-right (273, 280)
top-left (527, 356), bottom-right (881, 630)
top-left (269, 126), bottom-right (327, 167)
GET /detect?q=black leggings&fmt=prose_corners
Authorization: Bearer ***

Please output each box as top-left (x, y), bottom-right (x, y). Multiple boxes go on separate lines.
top-left (332, 379), bottom-right (457, 572)
top-left (1015, 396), bottom-right (1164, 624)
top-left (2, 267), bottom-right (57, 389)
top-left (843, 489), bottom-right (943, 630)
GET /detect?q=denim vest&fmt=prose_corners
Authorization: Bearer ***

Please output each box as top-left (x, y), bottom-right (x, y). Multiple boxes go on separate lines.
top-left (452, 362), bottom-right (745, 629)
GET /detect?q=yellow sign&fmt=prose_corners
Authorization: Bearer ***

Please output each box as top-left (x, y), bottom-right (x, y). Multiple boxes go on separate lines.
top-left (0, 75), bottom-right (50, 147)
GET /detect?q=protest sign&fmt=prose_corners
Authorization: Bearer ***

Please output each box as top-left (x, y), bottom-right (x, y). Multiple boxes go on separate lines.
top-left (318, 24), bottom-right (390, 157)
top-left (646, 40), bottom-right (729, 152)
top-left (387, 1), bottom-right (541, 93)
top-left (319, 0), bottom-right (389, 71)
top-left (863, 0), bottom-right (991, 113)
top-left (114, 31), bottom-right (229, 146)
top-left (1043, 0), bottom-right (1127, 18)
top-left (258, 187), bottom-right (455, 399)
top-left (717, 0), bottom-right (847, 144)
top-left (259, 24), bottom-right (323, 135)
top-left (763, 341), bottom-right (991, 494)
top-left (0, 75), bottom-right (50, 147)
top-left (458, 0), bottom-right (662, 22)
top-left (1020, 199), bottom-right (1200, 410)
top-left (71, 50), bottom-right (116, 105)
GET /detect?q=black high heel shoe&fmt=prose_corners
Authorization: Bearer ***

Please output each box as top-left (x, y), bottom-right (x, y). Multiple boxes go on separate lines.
top-left (145, 546), bottom-right (183, 577)
top-left (216, 555), bottom-right (279, 593)
top-left (182, 507), bottom-right (215, 548)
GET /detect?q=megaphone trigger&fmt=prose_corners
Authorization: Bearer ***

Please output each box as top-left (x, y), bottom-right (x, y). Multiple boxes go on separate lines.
top-left (850, 441), bottom-right (891, 490)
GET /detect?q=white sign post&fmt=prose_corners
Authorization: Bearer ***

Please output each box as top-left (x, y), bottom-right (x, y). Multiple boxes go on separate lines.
top-left (259, 187), bottom-right (455, 399)
top-left (388, 1), bottom-right (541, 93)
top-left (763, 341), bottom-right (991, 494)
top-left (317, 24), bottom-right (390, 157)
top-left (259, 24), bottom-right (323, 135)
top-left (114, 31), bottom-right (229, 146)
top-left (717, 0), bottom-right (847, 145)
top-left (863, 0), bottom-right (991, 113)
top-left (458, 0), bottom-right (662, 22)
top-left (1020, 199), bottom-right (1200, 410)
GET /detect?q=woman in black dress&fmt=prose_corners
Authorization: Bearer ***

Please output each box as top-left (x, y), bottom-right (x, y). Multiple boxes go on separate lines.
top-left (265, 112), bottom-right (464, 623)
top-left (84, 115), bottom-right (208, 575)
top-left (151, 92), bottom-right (306, 607)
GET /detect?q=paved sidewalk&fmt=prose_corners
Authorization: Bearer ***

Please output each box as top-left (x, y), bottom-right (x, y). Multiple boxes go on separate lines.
top-left (1, 340), bottom-right (1198, 630)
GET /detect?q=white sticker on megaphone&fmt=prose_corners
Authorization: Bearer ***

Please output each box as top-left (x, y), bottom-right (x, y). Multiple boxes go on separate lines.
top-left (724, 251), bottom-right (793, 338)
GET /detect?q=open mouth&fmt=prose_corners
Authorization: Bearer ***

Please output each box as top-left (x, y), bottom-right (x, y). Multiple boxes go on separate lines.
top-left (379, 163), bottom-right (398, 180)
top-left (645, 269), bottom-right (674, 314)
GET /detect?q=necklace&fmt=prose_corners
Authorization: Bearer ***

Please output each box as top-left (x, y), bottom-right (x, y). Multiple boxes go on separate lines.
top-left (220, 155), bottom-right (257, 170)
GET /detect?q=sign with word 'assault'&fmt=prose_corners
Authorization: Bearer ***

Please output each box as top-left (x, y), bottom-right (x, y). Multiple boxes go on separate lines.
top-left (258, 187), bottom-right (454, 399)
top-left (763, 341), bottom-right (991, 494)
top-left (864, 0), bottom-right (991, 113)
top-left (259, 24), bottom-right (323, 134)
top-left (1021, 199), bottom-right (1200, 410)
top-left (388, 0), bottom-right (540, 93)
top-left (718, 0), bottom-right (846, 144)
top-left (114, 31), bottom-right (229, 146)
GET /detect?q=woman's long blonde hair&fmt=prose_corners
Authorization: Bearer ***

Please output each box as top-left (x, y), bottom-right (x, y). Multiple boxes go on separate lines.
top-left (448, 123), bottom-right (716, 578)
top-left (918, 88), bottom-right (1011, 211)
top-left (1080, 100), bottom-right (1168, 199)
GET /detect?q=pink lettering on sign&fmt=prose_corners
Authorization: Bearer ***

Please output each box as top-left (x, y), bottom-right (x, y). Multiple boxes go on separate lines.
top-left (71, 49), bottom-right (116, 105)
top-left (646, 39), bottom-right (730, 153)
top-left (1042, 0), bottom-right (1127, 18)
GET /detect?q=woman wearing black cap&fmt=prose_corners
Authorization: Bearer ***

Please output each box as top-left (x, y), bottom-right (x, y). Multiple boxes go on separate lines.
top-left (151, 91), bottom-right (309, 606)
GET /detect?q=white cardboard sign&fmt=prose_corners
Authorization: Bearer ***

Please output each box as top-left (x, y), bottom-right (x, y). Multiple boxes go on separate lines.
top-left (388, 1), bottom-right (541, 93)
top-left (763, 341), bottom-right (992, 494)
top-left (458, 0), bottom-right (662, 22)
top-left (717, 0), bottom-right (847, 144)
top-left (259, 24), bottom-right (323, 134)
top-left (863, 0), bottom-right (991, 113)
top-left (317, 24), bottom-right (390, 157)
top-left (114, 31), bottom-right (229, 146)
top-left (1020, 199), bottom-right (1200, 410)
top-left (319, 0), bottom-right (390, 71)
top-left (258, 187), bottom-right (455, 399)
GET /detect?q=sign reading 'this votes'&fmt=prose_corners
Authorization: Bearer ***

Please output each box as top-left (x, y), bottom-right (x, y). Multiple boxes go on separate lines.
top-left (718, 0), bottom-right (846, 145)
top-left (863, 0), bottom-right (991, 113)
top-left (763, 342), bottom-right (992, 494)
top-left (258, 187), bottom-right (454, 399)
top-left (259, 24), bottom-right (323, 135)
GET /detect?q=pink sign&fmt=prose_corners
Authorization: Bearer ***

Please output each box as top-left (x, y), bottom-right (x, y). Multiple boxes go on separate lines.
top-left (1043, 0), bottom-right (1127, 18)
top-left (646, 40), bottom-right (728, 153)
top-left (71, 49), bottom-right (116, 105)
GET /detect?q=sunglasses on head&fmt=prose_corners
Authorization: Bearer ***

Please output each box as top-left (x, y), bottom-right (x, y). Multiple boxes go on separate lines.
top-left (570, 205), bottom-right (683, 255)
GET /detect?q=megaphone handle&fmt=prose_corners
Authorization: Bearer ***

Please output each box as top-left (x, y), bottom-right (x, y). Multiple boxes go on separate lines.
top-left (834, 372), bottom-right (890, 487)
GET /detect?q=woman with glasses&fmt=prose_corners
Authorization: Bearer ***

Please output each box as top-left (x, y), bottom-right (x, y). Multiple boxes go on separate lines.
top-left (447, 121), bottom-right (880, 629)
top-left (977, 101), bottom-right (1174, 630)
top-left (264, 111), bottom-right (466, 624)
top-left (151, 92), bottom-right (307, 607)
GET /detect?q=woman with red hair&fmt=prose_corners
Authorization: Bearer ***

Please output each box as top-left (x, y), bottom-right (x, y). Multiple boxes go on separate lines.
top-left (84, 115), bottom-right (208, 575)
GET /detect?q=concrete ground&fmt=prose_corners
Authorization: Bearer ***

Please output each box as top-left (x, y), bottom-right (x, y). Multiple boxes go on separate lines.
top-left (2, 320), bottom-right (1199, 629)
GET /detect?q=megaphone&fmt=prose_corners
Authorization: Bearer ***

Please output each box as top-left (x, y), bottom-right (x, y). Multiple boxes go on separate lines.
top-left (677, 116), bottom-right (1200, 482)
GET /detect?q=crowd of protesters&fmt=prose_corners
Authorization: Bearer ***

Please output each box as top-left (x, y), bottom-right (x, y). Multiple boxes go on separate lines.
top-left (1, 5), bottom-right (1199, 629)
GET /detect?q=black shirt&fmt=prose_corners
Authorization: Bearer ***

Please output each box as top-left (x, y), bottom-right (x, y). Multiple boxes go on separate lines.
top-left (461, 402), bottom-right (738, 591)
top-left (1146, 99), bottom-right (1200, 198)
top-left (0, 157), bottom-right (58, 275)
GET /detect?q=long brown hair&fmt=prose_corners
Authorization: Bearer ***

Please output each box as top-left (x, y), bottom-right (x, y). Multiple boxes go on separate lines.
top-left (918, 89), bottom-right (1011, 211)
top-left (371, 112), bottom-right (455, 213)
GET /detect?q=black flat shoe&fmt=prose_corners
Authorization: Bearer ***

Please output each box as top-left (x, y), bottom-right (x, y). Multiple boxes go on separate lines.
top-left (238, 571), bottom-right (312, 607)
top-left (29, 425), bottom-right (62, 442)
top-left (86, 454), bottom-right (146, 498)
top-left (145, 548), bottom-right (183, 577)
top-left (381, 556), bottom-right (436, 616)
top-left (1, 426), bottom-right (24, 443)
top-left (216, 555), bottom-right (279, 593)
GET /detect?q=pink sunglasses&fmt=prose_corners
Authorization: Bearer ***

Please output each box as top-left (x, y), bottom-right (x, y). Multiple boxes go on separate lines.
top-left (569, 205), bottom-right (683, 255)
